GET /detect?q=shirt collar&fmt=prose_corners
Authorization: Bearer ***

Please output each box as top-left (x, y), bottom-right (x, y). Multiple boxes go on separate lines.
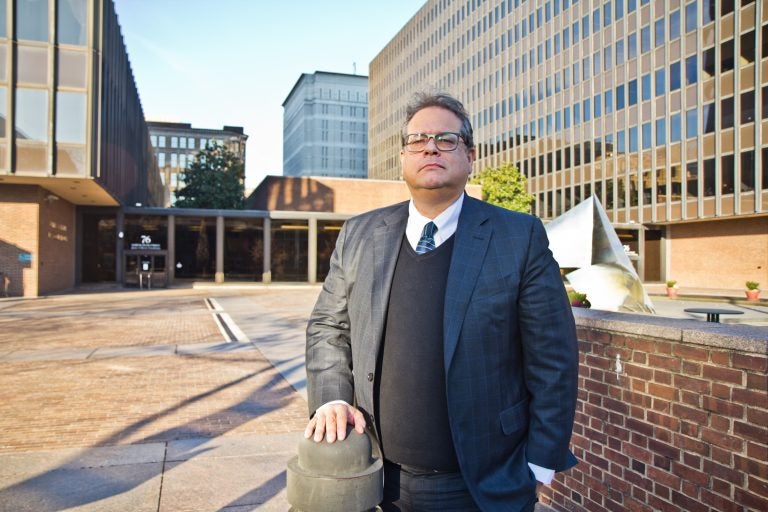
top-left (405, 194), bottom-right (464, 249)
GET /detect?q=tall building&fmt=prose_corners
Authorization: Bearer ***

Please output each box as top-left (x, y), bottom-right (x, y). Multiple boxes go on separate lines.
top-left (0, 0), bottom-right (163, 296)
top-left (283, 71), bottom-right (369, 178)
top-left (147, 122), bottom-right (248, 206)
top-left (370, 0), bottom-right (768, 289)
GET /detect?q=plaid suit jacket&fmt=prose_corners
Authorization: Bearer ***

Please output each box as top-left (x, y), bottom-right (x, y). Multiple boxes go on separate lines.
top-left (307, 194), bottom-right (578, 511)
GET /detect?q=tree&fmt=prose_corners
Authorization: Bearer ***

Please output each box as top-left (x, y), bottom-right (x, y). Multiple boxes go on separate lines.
top-left (469, 162), bottom-right (534, 213)
top-left (174, 142), bottom-right (245, 209)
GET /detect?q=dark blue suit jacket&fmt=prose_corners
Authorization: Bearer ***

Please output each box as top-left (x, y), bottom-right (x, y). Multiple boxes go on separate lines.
top-left (307, 195), bottom-right (579, 511)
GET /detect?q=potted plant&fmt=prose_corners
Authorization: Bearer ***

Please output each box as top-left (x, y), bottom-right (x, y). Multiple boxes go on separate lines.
top-left (745, 281), bottom-right (760, 301)
top-left (665, 280), bottom-right (679, 298)
top-left (568, 290), bottom-right (591, 308)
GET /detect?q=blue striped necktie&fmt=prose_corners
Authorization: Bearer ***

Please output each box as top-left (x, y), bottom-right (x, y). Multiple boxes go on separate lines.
top-left (415, 221), bottom-right (438, 254)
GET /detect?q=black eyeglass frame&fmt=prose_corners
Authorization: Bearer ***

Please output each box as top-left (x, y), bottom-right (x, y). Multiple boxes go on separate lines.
top-left (402, 132), bottom-right (465, 152)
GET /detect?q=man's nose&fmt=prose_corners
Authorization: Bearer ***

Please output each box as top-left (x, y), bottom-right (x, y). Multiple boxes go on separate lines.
top-left (422, 137), bottom-right (440, 153)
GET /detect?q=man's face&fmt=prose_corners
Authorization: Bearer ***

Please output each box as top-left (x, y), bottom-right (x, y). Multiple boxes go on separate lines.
top-left (400, 106), bottom-right (475, 198)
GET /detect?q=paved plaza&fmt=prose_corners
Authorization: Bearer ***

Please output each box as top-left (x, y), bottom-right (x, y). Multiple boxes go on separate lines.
top-left (0, 285), bottom-right (765, 511)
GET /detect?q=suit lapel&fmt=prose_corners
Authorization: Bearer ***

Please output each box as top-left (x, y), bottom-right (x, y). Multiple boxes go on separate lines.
top-left (444, 196), bottom-right (492, 368)
top-left (370, 203), bottom-right (408, 351)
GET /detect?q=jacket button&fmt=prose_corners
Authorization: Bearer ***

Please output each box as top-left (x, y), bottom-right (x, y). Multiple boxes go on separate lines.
top-left (367, 372), bottom-right (374, 382)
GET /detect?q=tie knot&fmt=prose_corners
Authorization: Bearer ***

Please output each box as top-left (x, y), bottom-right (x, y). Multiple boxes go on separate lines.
top-left (422, 221), bottom-right (438, 238)
top-left (415, 222), bottom-right (438, 254)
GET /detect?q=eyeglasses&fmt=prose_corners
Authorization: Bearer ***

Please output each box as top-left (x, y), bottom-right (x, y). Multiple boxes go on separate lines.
top-left (403, 132), bottom-right (464, 152)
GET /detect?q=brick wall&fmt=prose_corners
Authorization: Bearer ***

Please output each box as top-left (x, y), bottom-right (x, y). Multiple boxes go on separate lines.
top-left (541, 310), bottom-right (768, 512)
top-left (246, 176), bottom-right (482, 214)
top-left (0, 185), bottom-right (39, 297)
top-left (37, 193), bottom-right (76, 295)
top-left (669, 217), bottom-right (768, 290)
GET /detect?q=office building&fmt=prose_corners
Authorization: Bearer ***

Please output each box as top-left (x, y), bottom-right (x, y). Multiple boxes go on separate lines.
top-left (369, 0), bottom-right (768, 289)
top-left (147, 122), bottom-right (248, 206)
top-left (283, 71), bottom-right (369, 178)
top-left (0, 0), bottom-right (163, 297)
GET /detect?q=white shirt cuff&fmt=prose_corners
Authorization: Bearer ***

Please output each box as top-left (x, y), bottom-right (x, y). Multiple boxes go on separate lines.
top-left (528, 463), bottom-right (555, 485)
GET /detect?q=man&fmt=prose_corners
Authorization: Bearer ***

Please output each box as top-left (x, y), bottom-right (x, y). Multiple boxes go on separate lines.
top-left (305, 92), bottom-right (578, 511)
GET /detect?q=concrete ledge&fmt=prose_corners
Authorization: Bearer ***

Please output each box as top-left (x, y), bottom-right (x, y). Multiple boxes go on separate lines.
top-left (573, 308), bottom-right (767, 354)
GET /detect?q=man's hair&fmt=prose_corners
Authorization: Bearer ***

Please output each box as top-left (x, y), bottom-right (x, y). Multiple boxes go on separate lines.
top-left (401, 92), bottom-right (474, 149)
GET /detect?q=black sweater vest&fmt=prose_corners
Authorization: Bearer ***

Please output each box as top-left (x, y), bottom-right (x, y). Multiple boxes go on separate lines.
top-left (375, 235), bottom-right (459, 471)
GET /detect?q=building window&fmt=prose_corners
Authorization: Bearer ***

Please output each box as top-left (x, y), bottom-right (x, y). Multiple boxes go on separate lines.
top-left (721, 155), bottom-right (735, 194)
top-left (641, 26), bottom-right (651, 53)
top-left (629, 126), bottom-right (638, 152)
top-left (58, 0), bottom-right (87, 46)
top-left (17, 0), bottom-right (48, 41)
top-left (171, 136), bottom-right (178, 148)
top-left (703, 103), bottom-right (716, 133)
top-left (741, 90), bottom-right (755, 124)
top-left (685, 55), bottom-right (698, 85)
top-left (18, 46), bottom-right (49, 85)
top-left (670, 61), bottom-right (681, 90)
top-left (55, 91), bottom-right (86, 143)
top-left (670, 10), bottom-right (681, 40)
top-left (158, 136), bottom-right (166, 147)
top-left (740, 30), bottom-right (756, 65)
top-left (616, 84), bottom-right (626, 109)
top-left (642, 74), bottom-right (652, 101)
top-left (655, 18), bottom-right (665, 47)
top-left (15, 88), bottom-right (48, 141)
top-left (721, 40), bottom-right (735, 72)
top-left (721, 97), bottom-right (735, 129)
top-left (642, 122), bottom-right (652, 150)
top-left (628, 79), bottom-right (638, 105)
top-left (670, 113), bottom-right (682, 142)
top-left (686, 108), bottom-right (698, 138)
top-left (741, 150), bottom-right (755, 192)
top-left (702, 48), bottom-right (716, 79)
top-left (656, 118), bottom-right (666, 145)
top-left (686, 162), bottom-right (699, 197)
top-left (685, 2), bottom-right (697, 33)
top-left (628, 33), bottom-right (638, 59)
top-left (655, 68), bottom-right (665, 96)
top-left (151, 135), bottom-right (157, 147)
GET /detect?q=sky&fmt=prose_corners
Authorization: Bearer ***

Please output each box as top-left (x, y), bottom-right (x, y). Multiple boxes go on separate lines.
top-left (112, 0), bottom-right (425, 190)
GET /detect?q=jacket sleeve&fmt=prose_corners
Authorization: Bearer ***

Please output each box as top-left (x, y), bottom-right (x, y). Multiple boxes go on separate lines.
top-left (517, 218), bottom-right (579, 472)
top-left (305, 222), bottom-right (355, 417)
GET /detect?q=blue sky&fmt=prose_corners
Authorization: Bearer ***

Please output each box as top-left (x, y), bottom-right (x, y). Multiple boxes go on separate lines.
top-left (113, 0), bottom-right (425, 189)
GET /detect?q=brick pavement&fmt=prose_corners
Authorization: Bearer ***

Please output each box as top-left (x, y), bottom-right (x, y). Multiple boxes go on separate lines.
top-left (0, 286), bottom-right (318, 510)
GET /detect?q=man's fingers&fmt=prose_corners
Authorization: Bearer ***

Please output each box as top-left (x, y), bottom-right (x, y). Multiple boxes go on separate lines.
top-left (336, 408), bottom-right (348, 441)
top-left (303, 416), bottom-right (316, 439)
top-left (312, 414), bottom-right (325, 442)
top-left (350, 408), bottom-right (366, 434)
top-left (325, 412), bottom-right (337, 443)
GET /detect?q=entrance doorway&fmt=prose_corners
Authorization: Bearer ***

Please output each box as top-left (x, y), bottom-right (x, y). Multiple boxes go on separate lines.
top-left (124, 251), bottom-right (167, 288)
top-left (81, 212), bottom-right (117, 282)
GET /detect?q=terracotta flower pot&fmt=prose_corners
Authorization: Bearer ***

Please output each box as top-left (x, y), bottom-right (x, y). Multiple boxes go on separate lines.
top-left (666, 287), bottom-right (678, 298)
top-left (745, 289), bottom-right (760, 301)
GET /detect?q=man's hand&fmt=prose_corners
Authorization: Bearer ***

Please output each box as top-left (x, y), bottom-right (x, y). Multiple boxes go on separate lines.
top-left (304, 402), bottom-right (366, 443)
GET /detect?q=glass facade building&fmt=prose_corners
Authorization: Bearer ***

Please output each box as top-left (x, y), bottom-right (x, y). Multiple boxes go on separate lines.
top-left (283, 71), bottom-right (369, 178)
top-left (369, 0), bottom-right (768, 287)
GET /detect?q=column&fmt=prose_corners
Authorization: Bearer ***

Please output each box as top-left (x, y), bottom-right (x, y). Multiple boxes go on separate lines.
top-left (167, 215), bottom-right (175, 283)
top-left (215, 215), bottom-right (224, 284)
top-left (262, 217), bottom-right (272, 283)
top-left (308, 217), bottom-right (318, 284)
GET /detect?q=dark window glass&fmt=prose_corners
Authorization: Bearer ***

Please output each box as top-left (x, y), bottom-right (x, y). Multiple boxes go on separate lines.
top-left (628, 0), bottom-right (637, 12)
top-left (741, 150), bottom-right (755, 192)
top-left (686, 55), bottom-right (698, 85)
top-left (686, 162), bottom-right (699, 197)
top-left (703, 103), bottom-right (716, 133)
top-left (763, 87), bottom-right (768, 119)
top-left (605, 90), bottom-right (613, 113)
top-left (670, 61), bottom-right (681, 90)
top-left (584, 98), bottom-right (591, 121)
top-left (741, 90), bottom-right (755, 124)
top-left (763, 148), bottom-right (768, 190)
top-left (721, 40), bottom-right (735, 72)
top-left (721, 155), bottom-right (735, 194)
top-left (740, 30), bottom-right (755, 64)
top-left (594, 94), bottom-right (602, 117)
top-left (628, 33), bottom-right (638, 58)
top-left (721, 0), bottom-right (734, 14)
top-left (615, 0), bottom-right (624, 20)
top-left (616, 84), bottom-right (626, 109)
top-left (702, 47), bottom-right (716, 79)
top-left (703, 158), bottom-right (716, 196)
top-left (628, 79), bottom-right (638, 105)
top-left (763, 25), bottom-right (768, 59)
top-left (721, 97), bottom-right (735, 129)
top-left (603, 2), bottom-right (611, 26)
